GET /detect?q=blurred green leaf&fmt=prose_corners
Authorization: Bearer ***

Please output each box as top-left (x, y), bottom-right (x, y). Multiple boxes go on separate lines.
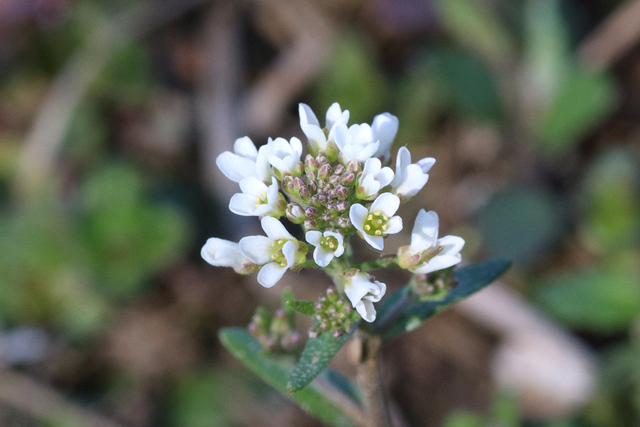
top-left (434, 0), bottom-right (515, 65)
top-left (377, 258), bottom-right (511, 339)
top-left (443, 411), bottom-right (484, 427)
top-left (479, 187), bottom-right (564, 264)
top-left (93, 42), bottom-right (153, 101)
top-left (536, 70), bottom-right (616, 153)
top-left (429, 48), bottom-right (504, 121)
top-left (535, 259), bottom-right (640, 333)
top-left (219, 328), bottom-right (358, 427)
top-left (314, 33), bottom-right (387, 123)
top-left (287, 327), bottom-right (356, 392)
top-left (580, 149), bottom-right (640, 252)
top-left (286, 300), bottom-right (316, 317)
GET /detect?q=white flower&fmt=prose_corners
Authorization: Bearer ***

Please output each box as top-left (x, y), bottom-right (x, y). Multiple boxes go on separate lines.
top-left (333, 123), bottom-right (380, 164)
top-left (349, 193), bottom-right (403, 250)
top-left (371, 113), bottom-right (399, 162)
top-left (299, 102), bottom-right (349, 157)
top-left (201, 238), bottom-right (256, 274)
top-left (216, 136), bottom-right (261, 183)
top-left (239, 217), bottom-right (307, 288)
top-left (356, 157), bottom-right (394, 200)
top-left (390, 146), bottom-right (435, 199)
top-left (305, 230), bottom-right (345, 267)
top-left (343, 270), bottom-right (386, 322)
top-left (229, 177), bottom-right (286, 217)
top-left (262, 137), bottom-right (303, 179)
top-left (398, 210), bottom-right (464, 274)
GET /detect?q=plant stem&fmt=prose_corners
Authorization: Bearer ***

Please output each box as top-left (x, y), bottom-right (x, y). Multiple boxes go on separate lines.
top-left (355, 331), bottom-right (392, 427)
top-left (353, 255), bottom-right (398, 271)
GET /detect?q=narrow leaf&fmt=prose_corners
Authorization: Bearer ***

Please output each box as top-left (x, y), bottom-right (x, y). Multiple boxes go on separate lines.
top-left (219, 328), bottom-right (358, 427)
top-left (286, 300), bottom-right (316, 317)
top-left (380, 258), bottom-right (511, 339)
top-left (287, 327), bottom-right (357, 391)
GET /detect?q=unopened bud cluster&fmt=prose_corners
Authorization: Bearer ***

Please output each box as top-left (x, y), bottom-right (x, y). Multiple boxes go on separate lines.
top-left (309, 287), bottom-right (360, 339)
top-left (248, 307), bottom-right (300, 352)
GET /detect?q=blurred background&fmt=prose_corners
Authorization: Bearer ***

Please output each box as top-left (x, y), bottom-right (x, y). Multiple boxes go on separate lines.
top-left (1, 0), bottom-right (640, 425)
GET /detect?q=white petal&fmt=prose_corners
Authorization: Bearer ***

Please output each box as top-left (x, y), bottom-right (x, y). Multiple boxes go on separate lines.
top-left (370, 193), bottom-right (400, 217)
top-left (384, 216), bottom-right (403, 235)
top-left (261, 216), bottom-right (294, 241)
top-left (239, 236), bottom-right (273, 264)
top-left (357, 142), bottom-right (380, 162)
top-left (437, 235), bottom-right (465, 256)
top-left (325, 102), bottom-right (342, 129)
top-left (414, 254), bottom-right (462, 275)
top-left (313, 247), bottom-right (334, 267)
top-left (355, 300), bottom-right (376, 322)
top-left (344, 274), bottom-right (374, 306)
top-left (281, 240), bottom-right (296, 267)
top-left (362, 158), bottom-right (382, 176)
top-left (290, 137), bottom-right (303, 156)
top-left (394, 164), bottom-right (428, 198)
top-left (239, 176), bottom-right (267, 197)
top-left (349, 204), bottom-right (368, 230)
top-left (216, 152), bottom-right (256, 183)
top-left (327, 110), bottom-right (349, 141)
top-left (265, 177), bottom-right (281, 204)
top-left (363, 233), bottom-right (384, 251)
top-left (411, 209), bottom-right (439, 251)
top-left (257, 262), bottom-right (287, 288)
top-left (301, 123), bottom-right (327, 150)
top-left (390, 146), bottom-right (411, 188)
top-left (229, 193), bottom-right (259, 216)
top-left (332, 123), bottom-right (348, 150)
top-left (299, 103), bottom-right (320, 127)
top-left (201, 238), bottom-right (242, 267)
top-left (417, 157), bottom-right (436, 174)
top-left (233, 136), bottom-right (258, 160)
top-left (376, 167), bottom-right (394, 187)
top-left (305, 230), bottom-right (322, 246)
top-left (372, 113), bottom-right (399, 158)
top-left (365, 280), bottom-right (387, 303)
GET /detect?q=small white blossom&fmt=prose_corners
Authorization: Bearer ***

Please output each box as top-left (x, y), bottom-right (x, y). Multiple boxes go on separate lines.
top-left (356, 157), bottom-right (394, 200)
top-left (349, 193), bottom-right (403, 250)
top-left (390, 146), bottom-right (435, 199)
top-left (229, 177), bottom-right (286, 217)
top-left (305, 230), bottom-right (345, 267)
top-left (398, 210), bottom-right (464, 274)
top-left (371, 113), bottom-right (399, 162)
top-left (299, 102), bottom-right (349, 157)
top-left (343, 270), bottom-right (386, 322)
top-left (201, 238), bottom-right (256, 274)
top-left (216, 136), bottom-right (261, 183)
top-left (333, 123), bottom-right (380, 164)
top-left (239, 217), bottom-right (307, 288)
top-left (263, 137), bottom-right (304, 179)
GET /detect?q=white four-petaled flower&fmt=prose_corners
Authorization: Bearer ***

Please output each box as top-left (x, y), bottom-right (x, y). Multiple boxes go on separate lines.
top-left (349, 193), bottom-right (403, 250)
top-left (305, 230), bottom-right (345, 267)
top-left (343, 270), bottom-right (386, 322)
top-left (229, 177), bottom-right (286, 217)
top-left (201, 238), bottom-right (255, 274)
top-left (399, 209), bottom-right (465, 274)
top-left (356, 157), bottom-right (394, 200)
top-left (239, 217), bottom-right (306, 288)
top-left (262, 136), bottom-right (303, 179)
top-left (216, 136), bottom-right (273, 184)
top-left (299, 102), bottom-right (349, 158)
top-left (390, 146), bottom-right (435, 199)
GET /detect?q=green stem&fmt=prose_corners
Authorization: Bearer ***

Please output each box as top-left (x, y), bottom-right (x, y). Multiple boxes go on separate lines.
top-left (353, 255), bottom-right (398, 271)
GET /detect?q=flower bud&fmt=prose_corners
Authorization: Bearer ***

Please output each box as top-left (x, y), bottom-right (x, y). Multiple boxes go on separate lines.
top-left (336, 215), bottom-right (351, 228)
top-left (304, 206), bottom-right (319, 219)
top-left (340, 172), bottom-right (355, 186)
top-left (293, 177), bottom-right (305, 192)
top-left (286, 203), bottom-right (306, 224)
top-left (298, 185), bottom-right (311, 202)
top-left (346, 160), bottom-right (360, 173)
top-left (307, 180), bottom-right (317, 193)
top-left (329, 174), bottom-right (340, 186)
top-left (335, 200), bottom-right (350, 212)
top-left (304, 154), bottom-right (317, 174)
top-left (309, 195), bottom-right (321, 208)
top-left (317, 194), bottom-right (328, 206)
top-left (282, 175), bottom-right (295, 194)
top-left (304, 219), bottom-right (319, 230)
top-left (322, 210), bottom-right (335, 222)
top-left (334, 164), bottom-right (345, 175)
top-left (335, 185), bottom-right (348, 199)
top-left (318, 163), bottom-right (331, 181)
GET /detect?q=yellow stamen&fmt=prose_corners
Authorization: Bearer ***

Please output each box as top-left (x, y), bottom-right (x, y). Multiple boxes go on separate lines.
top-left (280, 261), bottom-right (287, 267)
top-left (374, 211), bottom-right (381, 216)
top-left (364, 225), bottom-right (371, 231)
top-left (375, 230), bottom-right (382, 236)
top-left (367, 214), bottom-right (373, 221)
top-left (383, 215), bottom-right (388, 221)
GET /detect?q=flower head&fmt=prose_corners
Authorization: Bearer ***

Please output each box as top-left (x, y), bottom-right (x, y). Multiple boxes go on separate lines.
top-left (201, 238), bottom-right (257, 274)
top-left (306, 230), bottom-right (345, 267)
top-left (398, 210), bottom-right (464, 274)
top-left (343, 270), bottom-right (386, 322)
top-left (299, 102), bottom-right (349, 159)
top-left (333, 123), bottom-right (380, 164)
top-left (356, 157), bottom-right (394, 200)
top-left (390, 147), bottom-right (435, 200)
top-left (239, 217), bottom-right (307, 288)
top-left (349, 193), bottom-right (403, 250)
top-left (216, 136), bottom-right (264, 183)
top-left (229, 177), bottom-right (286, 217)
top-left (263, 137), bottom-right (304, 179)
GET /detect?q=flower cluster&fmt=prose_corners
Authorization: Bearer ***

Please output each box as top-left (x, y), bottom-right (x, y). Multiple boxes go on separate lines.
top-left (202, 103), bottom-right (465, 325)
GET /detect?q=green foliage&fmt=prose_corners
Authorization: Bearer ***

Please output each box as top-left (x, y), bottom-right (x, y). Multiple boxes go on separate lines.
top-left (287, 327), bottom-right (356, 391)
top-left (374, 258), bottom-right (512, 339)
top-left (597, 341), bottom-right (640, 426)
top-left (286, 300), bottom-right (316, 317)
top-left (479, 187), bottom-right (564, 264)
top-left (535, 257), bottom-right (640, 333)
top-left (219, 328), bottom-right (358, 427)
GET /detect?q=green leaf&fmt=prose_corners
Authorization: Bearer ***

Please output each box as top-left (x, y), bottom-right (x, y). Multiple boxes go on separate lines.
top-left (286, 300), bottom-right (316, 317)
top-left (219, 328), bottom-right (358, 427)
top-left (377, 258), bottom-right (511, 339)
top-left (287, 327), bottom-right (356, 392)
top-left (536, 70), bottom-right (616, 154)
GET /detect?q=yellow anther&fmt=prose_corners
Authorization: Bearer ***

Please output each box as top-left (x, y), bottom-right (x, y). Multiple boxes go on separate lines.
top-left (280, 261), bottom-right (287, 267)
top-left (382, 215), bottom-right (388, 221)
top-left (382, 224), bottom-right (388, 230)
top-left (367, 214), bottom-right (373, 221)
top-left (374, 211), bottom-right (381, 216)
top-left (364, 225), bottom-right (371, 231)
top-left (375, 230), bottom-right (382, 236)
top-left (272, 241), bottom-right (277, 246)
top-left (271, 254), bottom-right (277, 259)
